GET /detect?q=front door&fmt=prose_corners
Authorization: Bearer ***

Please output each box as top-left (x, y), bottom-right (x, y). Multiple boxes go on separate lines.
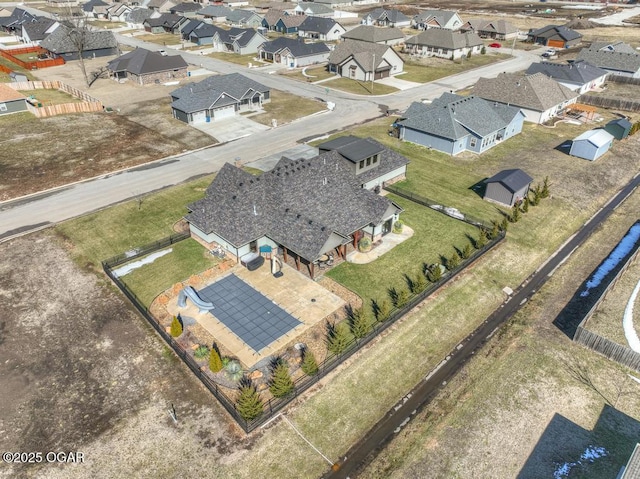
top-left (383, 218), bottom-right (393, 235)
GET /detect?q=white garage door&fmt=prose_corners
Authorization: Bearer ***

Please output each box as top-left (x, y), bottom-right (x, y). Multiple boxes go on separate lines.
top-left (191, 110), bottom-right (207, 124)
top-left (213, 105), bottom-right (235, 120)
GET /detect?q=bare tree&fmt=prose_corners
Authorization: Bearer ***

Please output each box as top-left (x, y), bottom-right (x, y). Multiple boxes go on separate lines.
top-left (61, 6), bottom-right (96, 87)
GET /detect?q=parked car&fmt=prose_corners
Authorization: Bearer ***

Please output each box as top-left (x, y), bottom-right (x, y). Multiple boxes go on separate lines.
top-left (542, 49), bottom-right (556, 58)
top-left (488, 42), bottom-right (502, 48)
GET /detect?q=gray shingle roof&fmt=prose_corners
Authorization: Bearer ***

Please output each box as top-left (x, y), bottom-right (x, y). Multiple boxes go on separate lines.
top-left (406, 29), bottom-right (482, 49)
top-left (473, 72), bottom-right (578, 112)
top-left (484, 169), bottom-right (533, 193)
top-left (40, 25), bottom-right (117, 54)
top-left (590, 41), bottom-right (637, 54)
top-left (170, 2), bottom-right (202, 13)
top-left (319, 136), bottom-right (383, 162)
top-left (529, 24), bottom-right (581, 42)
top-left (471, 19), bottom-right (517, 36)
top-left (198, 5), bottom-right (232, 17)
top-left (144, 13), bottom-right (182, 28)
top-left (328, 39), bottom-right (396, 68)
top-left (259, 36), bottom-right (329, 57)
top-left (299, 15), bottom-right (338, 34)
top-left (107, 47), bottom-right (187, 75)
top-left (413, 9), bottom-right (457, 27)
top-left (0, 7), bottom-right (36, 29)
top-left (525, 60), bottom-right (608, 85)
top-left (226, 9), bottom-right (260, 24)
top-left (82, 0), bottom-right (108, 13)
top-left (342, 25), bottom-right (404, 43)
top-left (21, 17), bottom-right (57, 41)
top-left (577, 47), bottom-right (640, 74)
top-left (296, 2), bottom-right (333, 15)
top-left (398, 93), bottom-right (522, 140)
top-left (185, 150), bottom-right (402, 261)
top-left (126, 7), bottom-right (153, 24)
top-left (366, 8), bottom-right (410, 24)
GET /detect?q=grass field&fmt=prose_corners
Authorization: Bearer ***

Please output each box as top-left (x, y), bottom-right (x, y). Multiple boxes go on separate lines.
top-left (0, 55), bottom-right (35, 80)
top-left (324, 76), bottom-right (399, 95)
top-left (206, 51), bottom-right (259, 66)
top-left (135, 33), bottom-right (182, 45)
top-left (19, 88), bottom-right (81, 104)
top-left (251, 90), bottom-right (325, 126)
top-left (400, 52), bottom-right (510, 83)
top-left (279, 65), bottom-right (335, 83)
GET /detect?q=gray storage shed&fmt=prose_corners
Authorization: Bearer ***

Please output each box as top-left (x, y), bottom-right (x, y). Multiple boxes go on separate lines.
top-left (569, 129), bottom-right (614, 161)
top-left (483, 169), bottom-right (533, 207)
top-left (604, 118), bottom-right (632, 140)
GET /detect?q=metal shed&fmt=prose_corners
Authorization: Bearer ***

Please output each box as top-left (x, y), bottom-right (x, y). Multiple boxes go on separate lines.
top-left (483, 169), bottom-right (533, 207)
top-left (569, 129), bottom-right (615, 161)
top-left (604, 118), bottom-right (633, 140)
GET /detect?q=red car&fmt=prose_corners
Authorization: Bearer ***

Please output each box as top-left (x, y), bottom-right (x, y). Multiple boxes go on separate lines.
top-left (488, 42), bottom-right (502, 48)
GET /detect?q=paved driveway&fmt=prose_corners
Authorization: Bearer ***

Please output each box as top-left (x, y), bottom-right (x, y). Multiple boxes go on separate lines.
top-left (192, 115), bottom-right (270, 142)
top-left (376, 75), bottom-right (422, 91)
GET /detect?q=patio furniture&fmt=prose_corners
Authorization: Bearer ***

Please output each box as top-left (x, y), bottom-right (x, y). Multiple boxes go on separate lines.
top-left (241, 252), bottom-right (264, 271)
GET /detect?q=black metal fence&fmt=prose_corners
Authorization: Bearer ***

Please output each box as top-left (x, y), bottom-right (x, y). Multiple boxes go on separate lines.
top-left (103, 226), bottom-right (504, 433)
top-left (103, 232), bottom-right (190, 268)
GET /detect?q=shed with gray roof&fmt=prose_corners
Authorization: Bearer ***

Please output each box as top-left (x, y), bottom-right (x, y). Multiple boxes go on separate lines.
top-left (483, 169), bottom-right (533, 207)
top-left (107, 48), bottom-right (188, 85)
top-left (569, 129), bottom-right (614, 161)
top-left (604, 118), bottom-right (632, 140)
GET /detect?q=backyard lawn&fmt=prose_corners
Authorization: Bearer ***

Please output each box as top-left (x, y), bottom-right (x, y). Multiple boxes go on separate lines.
top-left (279, 65), bottom-right (335, 83)
top-left (19, 88), bottom-right (81, 104)
top-left (400, 53), bottom-right (510, 84)
top-left (206, 52), bottom-right (259, 66)
top-left (324, 77), bottom-right (398, 95)
top-left (135, 33), bottom-right (182, 45)
top-left (251, 90), bottom-right (325, 126)
top-left (0, 55), bottom-right (35, 81)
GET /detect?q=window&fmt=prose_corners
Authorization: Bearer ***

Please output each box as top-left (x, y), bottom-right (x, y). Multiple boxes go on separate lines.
top-left (359, 160), bottom-right (365, 169)
top-left (372, 155), bottom-right (378, 164)
top-left (0, 103), bottom-right (6, 112)
top-left (470, 137), bottom-right (477, 147)
top-left (366, 157), bottom-right (371, 166)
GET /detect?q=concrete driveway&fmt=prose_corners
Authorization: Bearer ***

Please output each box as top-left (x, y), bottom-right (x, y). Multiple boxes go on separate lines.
top-left (192, 115), bottom-right (270, 142)
top-left (376, 75), bottom-right (422, 91)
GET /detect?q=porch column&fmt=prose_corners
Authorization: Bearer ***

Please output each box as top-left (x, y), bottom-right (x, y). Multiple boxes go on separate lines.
top-left (283, 247), bottom-right (288, 262)
top-left (295, 254), bottom-right (300, 271)
top-left (309, 262), bottom-right (315, 279)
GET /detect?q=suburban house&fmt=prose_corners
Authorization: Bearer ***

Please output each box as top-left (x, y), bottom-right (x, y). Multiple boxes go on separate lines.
top-left (184, 142), bottom-right (407, 278)
top-left (361, 8), bottom-right (411, 28)
top-left (261, 10), bottom-right (306, 34)
top-left (412, 10), bottom-right (463, 31)
top-left (223, 0), bottom-right (249, 7)
top-left (569, 129), bottom-right (615, 161)
top-left (396, 93), bottom-right (525, 156)
top-left (170, 72), bottom-right (270, 124)
top-left (143, 14), bottom-right (185, 34)
top-left (258, 37), bottom-right (330, 67)
top-left (212, 27), bottom-right (268, 55)
top-left (483, 169), bottom-right (533, 207)
top-left (314, 0), bottom-right (354, 8)
top-left (459, 18), bottom-right (518, 40)
top-left (40, 26), bottom-right (118, 60)
top-left (188, 22), bottom-right (221, 45)
top-left (577, 42), bottom-right (640, 78)
top-left (0, 7), bottom-right (36, 35)
top-left (197, 5), bottom-right (233, 22)
top-left (341, 25), bottom-right (404, 46)
top-left (106, 4), bottom-right (132, 22)
top-left (0, 83), bottom-right (28, 115)
top-left (525, 60), bottom-right (608, 94)
top-left (473, 72), bottom-right (579, 124)
top-left (226, 9), bottom-right (263, 29)
top-left (605, 118), bottom-right (633, 140)
top-left (404, 29), bottom-right (482, 59)
top-left (107, 48), bottom-right (188, 85)
top-left (292, 2), bottom-right (334, 18)
top-left (148, 0), bottom-right (176, 14)
top-left (19, 18), bottom-right (58, 45)
top-left (82, 0), bottom-right (108, 17)
top-left (298, 16), bottom-right (345, 41)
top-left (328, 39), bottom-right (404, 80)
top-left (527, 25), bottom-right (582, 48)
top-left (125, 8), bottom-right (153, 29)
top-left (170, 2), bottom-right (202, 18)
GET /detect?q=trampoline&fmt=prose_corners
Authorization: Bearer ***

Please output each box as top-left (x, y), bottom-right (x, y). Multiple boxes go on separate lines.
top-left (198, 274), bottom-right (301, 353)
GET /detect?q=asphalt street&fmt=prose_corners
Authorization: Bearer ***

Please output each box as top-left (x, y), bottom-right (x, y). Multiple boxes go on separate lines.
top-left (322, 172), bottom-right (640, 479)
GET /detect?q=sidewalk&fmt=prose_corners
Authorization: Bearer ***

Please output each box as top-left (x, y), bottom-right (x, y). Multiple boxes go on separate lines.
top-left (347, 226), bottom-right (414, 264)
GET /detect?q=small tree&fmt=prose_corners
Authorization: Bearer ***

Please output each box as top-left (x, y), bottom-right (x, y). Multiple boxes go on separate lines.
top-left (460, 243), bottom-right (473, 259)
top-left (301, 348), bottom-right (319, 376)
top-left (521, 196), bottom-right (529, 213)
top-left (236, 378), bottom-right (263, 421)
top-left (269, 359), bottom-right (295, 398)
top-left (349, 306), bottom-right (372, 339)
top-left (373, 299), bottom-right (392, 322)
top-left (209, 344), bottom-right (223, 373)
top-left (476, 228), bottom-right (488, 248)
top-left (510, 204), bottom-right (521, 223)
top-left (530, 185), bottom-right (542, 206)
top-left (426, 263), bottom-right (442, 283)
top-left (170, 316), bottom-right (182, 337)
top-left (481, 46), bottom-right (486, 55)
top-left (395, 287), bottom-right (410, 307)
top-left (500, 216), bottom-right (509, 232)
top-left (412, 272), bottom-right (428, 293)
top-left (447, 251), bottom-right (461, 270)
top-left (326, 321), bottom-right (350, 356)
top-left (541, 176), bottom-right (550, 198)
top-left (467, 50), bottom-right (472, 59)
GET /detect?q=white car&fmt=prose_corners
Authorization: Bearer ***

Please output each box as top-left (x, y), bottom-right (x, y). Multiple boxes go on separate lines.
top-left (542, 49), bottom-right (556, 58)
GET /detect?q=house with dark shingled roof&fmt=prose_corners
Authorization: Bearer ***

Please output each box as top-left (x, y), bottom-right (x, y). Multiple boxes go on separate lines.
top-left (577, 42), bottom-right (640, 78)
top-left (40, 25), bottom-right (118, 60)
top-left (185, 138), bottom-right (407, 278)
top-left (404, 29), bottom-right (482, 60)
top-left (328, 39), bottom-right (404, 80)
top-left (298, 16), bottom-right (345, 41)
top-left (107, 48), bottom-right (188, 85)
top-left (527, 24), bottom-right (582, 49)
top-left (525, 60), bottom-right (608, 94)
top-left (258, 37), bottom-right (330, 67)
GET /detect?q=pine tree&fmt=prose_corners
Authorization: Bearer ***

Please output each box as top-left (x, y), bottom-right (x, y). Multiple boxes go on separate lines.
top-left (447, 251), bottom-right (461, 270)
top-left (269, 360), bottom-right (295, 398)
top-left (396, 287), bottom-right (410, 307)
top-left (427, 263), bottom-right (442, 282)
top-left (489, 220), bottom-right (500, 240)
top-left (521, 197), bottom-right (529, 213)
top-left (477, 228), bottom-right (489, 248)
top-left (301, 348), bottom-right (319, 376)
top-left (374, 299), bottom-right (392, 322)
top-left (326, 321), bottom-right (350, 356)
top-left (236, 378), bottom-right (263, 421)
top-left (510, 204), bottom-right (521, 223)
top-left (170, 316), bottom-right (182, 337)
top-left (209, 345), bottom-right (223, 373)
top-left (541, 176), bottom-right (550, 199)
top-left (349, 307), bottom-right (372, 339)
top-left (460, 243), bottom-right (473, 259)
top-left (412, 271), bottom-right (428, 293)
top-left (500, 217), bottom-right (509, 232)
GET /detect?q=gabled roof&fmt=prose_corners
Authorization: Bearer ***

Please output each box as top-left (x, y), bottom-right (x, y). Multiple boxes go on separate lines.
top-left (144, 13), bottom-right (183, 28)
top-left (21, 17), bottom-right (57, 41)
top-left (525, 60), bottom-right (608, 85)
top-left (107, 47), bottom-right (187, 75)
top-left (40, 25), bottom-right (117, 53)
top-left (365, 8), bottom-right (410, 24)
top-left (577, 47), bottom-right (640, 74)
top-left (185, 149), bottom-right (403, 260)
top-left (82, 0), bottom-right (109, 13)
top-left (226, 9), bottom-right (260, 23)
top-left (198, 5), bottom-right (232, 17)
top-left (319, 136), bottom-right (383, 162)
top-left (262, 8), bottom-right (284, 27)
top-left (180, 18), bottom-right (203, 36)
top-left (170, 2), bottom-right (202, 13)
top-left (590, 41), bottom-right (637, 54)
top-left (277, 13), bottom-right (306, 29)
top-left (0, 7), bottom-right (36, 28)
top-left (148, 0), bottom-right (175, 8)
top-left (259, 36), bottom-right (329, 57)
top-left (473, 19), bottom-right (517, 35)
top-left (406, 29), bottom-right (482, 49)
top-left (473, 72), bottom-right (578, 112)
top-left (189, 22), bottom-right (219, 38)
top-left (398, 93), bottom-right (522, 141)
top-left (484, 169), bottom-right (533, 193)
top-left (225, 27), bottom-right (263, 47)
top-left (299, 16), bottom-right (340, 34)
top-left (295, 2), bottom-right (333, 15)
top-left (608, 118), bottom-right (632, 130)
top-left (328, 39), bottom-right (398, 68)
top-left (413, 9), bottom-right (458, 27)
top-left (529, 24), bottom-right (581, 42)
top-left (126, 7), bottom-right (153, 24)
top-left (573, 128), bottom-right (614, 147)
top-left (0, 83), bottom-right (26, 102)
top-left (342, 25), bottom-right (404, 43)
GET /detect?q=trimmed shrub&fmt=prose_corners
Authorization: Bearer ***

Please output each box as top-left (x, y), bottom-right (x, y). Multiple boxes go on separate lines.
top-left (349, 306), bottom-right (372, 339)
top-left (209, 346), bottom-right (223, 373)
top-left (460, 243), bottom-right (473, 259)
top-left (170, 316), bottom-right (182, 338)
top-left (224, 359), bottom-right (243, 382)
top-left (194, 345), bottom-right (210, 359)
top-left (236, 378), bottom-right (263, 421)
top-left (358, 237), bottom-right (372, 252)
top-left (392, 220), bottom-right (404, 234)
top-left (326, 321), bottom-right (350, 356)
top-left (373, 299), bottom-right (392, 322)
top-left (447, 252), bottom-right (461, 270)
top-left (481, 46), bottom-right (486, 54)
top-left (269, 359), bottom-right (295, 398)
top-left (301, 348), bottom-right (319, 376)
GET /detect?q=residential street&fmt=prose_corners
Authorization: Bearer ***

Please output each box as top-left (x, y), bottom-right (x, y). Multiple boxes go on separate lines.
top-left (0, 40), bottom-right (539, 240)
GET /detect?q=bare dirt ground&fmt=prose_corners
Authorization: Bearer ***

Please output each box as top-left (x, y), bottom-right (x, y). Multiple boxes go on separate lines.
top-left (0, 232), bottom-right (251, 479)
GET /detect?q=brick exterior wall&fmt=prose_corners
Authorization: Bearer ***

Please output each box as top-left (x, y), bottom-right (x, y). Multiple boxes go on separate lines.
top-left (131, 67), bottom-right (188, 85)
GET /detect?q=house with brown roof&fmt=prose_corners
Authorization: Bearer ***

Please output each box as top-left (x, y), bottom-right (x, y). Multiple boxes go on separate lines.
top-left (412, 9), bottom-right (463, 31)
top-left (472, 72), bottom-right (579, 124)
top-left (405, 29), bottom-right (482, 59)
top-left (341, 25), bottom-right (404, 46)
top-left (328, 39), bottom-right (403, 80)
top-left (0, 83), bottom-right (28, 115)
top-left (459, 18), bottom-right (518, 40)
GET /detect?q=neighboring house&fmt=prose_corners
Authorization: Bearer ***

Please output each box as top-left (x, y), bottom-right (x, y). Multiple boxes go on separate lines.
top-left (223, 0), bottom-right (250, 7)
top-left (527, 25), bottom-right (582, 48)
top-left (143, 14), bottom-right (185, 34)
top-left (126, 8), bottom-right (153, 29)
top-left (329, 39), bottom-right (403, 80)
top-left (525, 60), bottom-right (608, 94)
top-left (0, 83), bottom-right (28, 115)
top-left (197, 5), bottom-right (232, 22)
top-left (214, 27), bottom-right (268, 54)
top-left (412, 9), bottom-right (463, 31)
top-left (184, 148), bottom-right (405, 278)
top-left (292, 2), bottom-right (334, 18)
top-left (473, 72), bottom-right (579, 124)
top-left (188, 22), bottom-right (220, 45)
top-left (361, 8), bottom-right (411, 28)
top-left (170, 72), bottom-right (270, 124)
top-left (569, 129), bottom-right (614, 161)
top-left (262, 10), bottom-right (306, 34)
top-left (0, 7), bottom-right (37, 35)
top-left (405, 29), bottom-right (482, 60)
top-left (82, 0), bottom-right (109, 18)
top-left (170, 2), bottom-right (202, 18)
top-left (107, 48), bottom-right (188, 85)
top-left (576, 43), bottom-right (640, 78)
top-left (148, 0), bottom-right (176, 14)
top-left (605, 118), bottom-right (633, 140)
top-left (258, 37), bottom-right (330, 67)
top-left (459, 18), bottom-right (518, 40)
top-left (396, 93), bottom-right (525, 156)
top-left (314, 0), bottom-right (354, 7)
top-left (40, 25), bottom-right (118, 60)
top-left (298, 16), bottom-right (345, 41)
top-left (483, 169), bottom-right (533, 207)
top-left (180, 18), bottom-right (202, 40)
top-left (107, 4), bottom-right (132, 22)
top-left (341, 25), bottom-right (404, 46)
top-left (19, 18), bottom-right (58, 45)
top-left (226, 9), bottom-right (263, 28)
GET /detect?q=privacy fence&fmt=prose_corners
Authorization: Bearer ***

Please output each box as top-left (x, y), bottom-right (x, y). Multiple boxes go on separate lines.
top-left (580, 75), bottom-right (640, 112)
top-left (103, 225), bottom-right (504, 432)
top-left (0, 46), bottom-right (64, 69)
top-left (6, 80), bottom-right (103, 117)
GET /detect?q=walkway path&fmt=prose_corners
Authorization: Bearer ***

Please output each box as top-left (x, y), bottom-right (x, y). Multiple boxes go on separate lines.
top-left (592, 5), bottom-right (640, 25)
top-left (623, 279), bottom-right (640, 352)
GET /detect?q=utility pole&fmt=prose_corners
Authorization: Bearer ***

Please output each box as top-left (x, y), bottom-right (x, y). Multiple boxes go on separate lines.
top-left (371, 52), bottom-right (375, 93)
top-left (511, 34), bottom-right (517, 56)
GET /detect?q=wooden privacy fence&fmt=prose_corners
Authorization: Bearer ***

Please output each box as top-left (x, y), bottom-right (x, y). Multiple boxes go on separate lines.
top-left (25, 101), bottom-right (103, 117)
top-left (579, 95), bottom-right (640, 113)
top-left (7, 80), bottom-right (103, 118)
top-left (10, 80), bottom-right (101, 104)
top-left (608, 75), bottom-right (640, 86)
top-left (0, 46), bottom-right (64, 70)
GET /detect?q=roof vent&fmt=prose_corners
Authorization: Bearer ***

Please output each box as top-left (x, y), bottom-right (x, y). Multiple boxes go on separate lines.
top-left (239, 182), bottom-right (243, 186)
top-left (285, 207), bottom-right (289, 212)
top-left (232, 195), bottom-right (236, 199)
top-left (308, 219), bottom-right (312, 225)
top-left (296, 214), bottom-right (301, 219)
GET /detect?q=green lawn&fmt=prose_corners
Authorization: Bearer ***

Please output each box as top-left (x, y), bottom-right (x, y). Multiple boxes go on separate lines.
top-left (135, 33), bottom-right (182, 45)
top-left (14, 52), bottom-right (39, 62)
top-left (87, 20), bottom-right (126, 29)
top-left (400, 53), bottom-right (510, 83)
top-left (119, 238), bottom-right (217, 307)
top-left (0, 55), bottom-right (35, 79)
top-left (251, 90), bottom-right (325, 126)
top-left (19, 88), bottom-right (81, 104)
top-left (56, 175), bottom-right (214, 270)
top-left (324, 77), bottom-right (399, 95)
top-left (327, 196), bottom-right (480, 303)
top-left (206, 51), bottom-right (259, 66)
top-left (279, 65), bottom-right (336, 83)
